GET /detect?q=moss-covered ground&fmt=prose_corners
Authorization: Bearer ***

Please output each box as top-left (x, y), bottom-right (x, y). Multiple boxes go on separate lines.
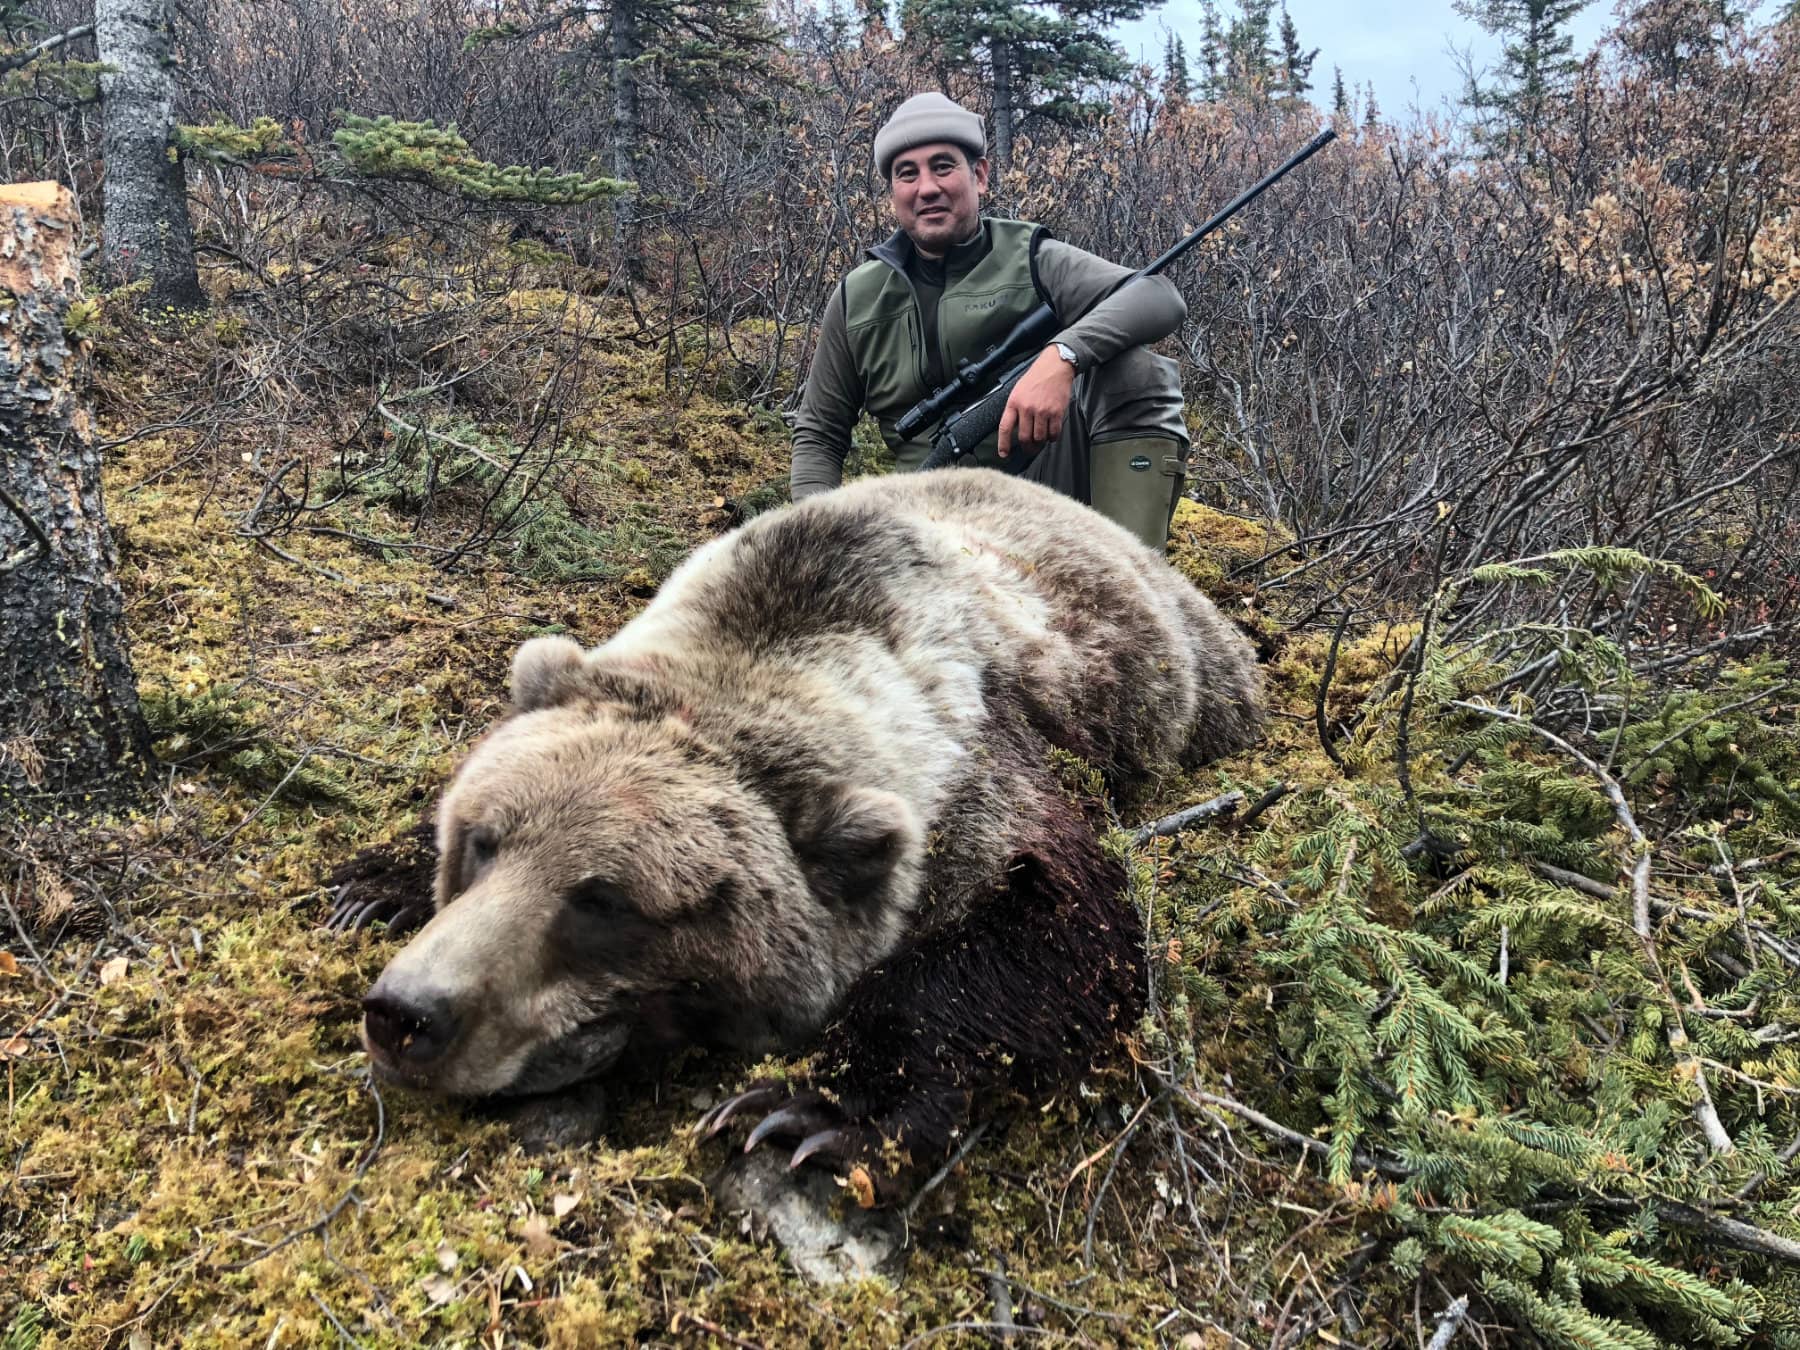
top-left (4, 253), bottom-right (1797, 1349)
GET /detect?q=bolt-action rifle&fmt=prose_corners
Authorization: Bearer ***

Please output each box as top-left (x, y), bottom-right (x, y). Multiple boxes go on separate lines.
top-left (914, 126), bottom-right (1337, 474)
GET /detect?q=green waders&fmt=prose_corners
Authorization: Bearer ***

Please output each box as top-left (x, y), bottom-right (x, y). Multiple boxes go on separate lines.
top-left (1021, 345), bottom-right (1190, 550)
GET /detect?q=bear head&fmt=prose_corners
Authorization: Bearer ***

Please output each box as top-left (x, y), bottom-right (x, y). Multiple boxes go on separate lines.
top-left (360, 635), bottom-right (923, 1099)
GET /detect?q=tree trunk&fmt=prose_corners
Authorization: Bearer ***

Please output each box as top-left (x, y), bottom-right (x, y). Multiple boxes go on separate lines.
top-left (609, 0), bottom-right (643, 266)
top-left (0, 183), bottom-right (154, 804)
top-left (991, 39), bottom-right (1014, 173)
top-left (95, 0), bottom-right (203, 311)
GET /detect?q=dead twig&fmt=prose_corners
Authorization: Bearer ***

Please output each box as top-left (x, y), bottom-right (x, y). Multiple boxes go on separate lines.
top-left (228, 1069), bottom-right (386, 1271)
top-left (903, 1118), bottom-right (991, 1223)
top-left (0, 484), bottom-right (52, 574)
top-left (1315, 604), bottom-right (1354, 772)
top-left (972, 1269), bottom-right (1129, 1326)
top-left (668, 1311), bottom-right (766, 1350)
top-left (1236, 781), bottom-right (1293, 830)
top-left (1424, 1294), bottom-right (1470, 1350)
top-left (1452, 699), bottom-right (1736, 1155)
top-left (1131, 792), bottom-right (1245, 846)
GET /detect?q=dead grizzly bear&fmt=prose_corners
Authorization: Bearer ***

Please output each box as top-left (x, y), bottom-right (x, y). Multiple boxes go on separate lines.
top-left (352, 468), bottom-right (1261, 1198)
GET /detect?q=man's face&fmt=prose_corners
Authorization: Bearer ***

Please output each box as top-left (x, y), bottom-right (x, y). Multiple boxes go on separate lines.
top-left (889, 142), bottom-right (988, 258)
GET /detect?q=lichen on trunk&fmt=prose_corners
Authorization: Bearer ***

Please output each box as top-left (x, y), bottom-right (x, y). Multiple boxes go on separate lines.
top-left (0, 182), bottom-right (154, 803)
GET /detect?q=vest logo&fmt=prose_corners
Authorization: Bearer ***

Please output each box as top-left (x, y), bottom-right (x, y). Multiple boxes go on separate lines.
top-left (1129, 454), bottom-right (1153, 472)
top-left (962, 296), bottom-right (1007, 312)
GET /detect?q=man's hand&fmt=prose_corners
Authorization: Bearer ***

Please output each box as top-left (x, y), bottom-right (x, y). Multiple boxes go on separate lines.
top-left (997, 346), bottom-right (1077, 457)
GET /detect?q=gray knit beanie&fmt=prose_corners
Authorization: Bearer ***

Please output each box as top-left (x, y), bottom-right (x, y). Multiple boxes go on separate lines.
top-left (873, 93), bottom-right (987, 179)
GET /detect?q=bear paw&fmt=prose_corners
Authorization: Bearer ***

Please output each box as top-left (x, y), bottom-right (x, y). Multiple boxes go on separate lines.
top-left (698, 1084), bottom-right (905, 1205)
top-left (324, 883), bottom-right (428, 936)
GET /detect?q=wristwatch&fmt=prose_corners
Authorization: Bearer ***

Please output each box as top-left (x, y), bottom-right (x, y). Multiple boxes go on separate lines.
top-left (1051, 341), bottom-right (1081, 371)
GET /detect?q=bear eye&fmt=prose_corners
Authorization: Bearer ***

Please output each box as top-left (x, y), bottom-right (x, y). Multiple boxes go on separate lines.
top-left (462, 826), bottom-right (500, 885)
top-left (566, 878), bottom-right (631, 918)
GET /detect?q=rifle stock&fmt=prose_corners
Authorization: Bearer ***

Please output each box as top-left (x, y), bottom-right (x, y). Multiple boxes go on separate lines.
top-left (917, 357), bottom-right (1039, 472)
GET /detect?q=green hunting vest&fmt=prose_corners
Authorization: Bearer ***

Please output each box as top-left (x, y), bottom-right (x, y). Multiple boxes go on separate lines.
top-left (842, 218), bottom-right (1050, 470)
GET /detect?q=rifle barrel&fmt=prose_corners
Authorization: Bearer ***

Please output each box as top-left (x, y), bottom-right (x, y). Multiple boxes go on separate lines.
top-left (1135, 125), bottom-right (1337, 282)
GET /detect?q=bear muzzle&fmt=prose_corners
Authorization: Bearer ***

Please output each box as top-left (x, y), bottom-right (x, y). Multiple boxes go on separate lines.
top-left (362, 987), bottom-right (462, 1079)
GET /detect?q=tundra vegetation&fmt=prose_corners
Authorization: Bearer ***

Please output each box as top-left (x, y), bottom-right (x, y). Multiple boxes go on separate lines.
top-left (1, 0), bottom-right (1797, 1346)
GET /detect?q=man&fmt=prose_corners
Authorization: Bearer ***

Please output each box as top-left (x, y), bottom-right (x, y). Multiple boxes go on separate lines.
top-left (789, 92), bottom-right (1193, 548)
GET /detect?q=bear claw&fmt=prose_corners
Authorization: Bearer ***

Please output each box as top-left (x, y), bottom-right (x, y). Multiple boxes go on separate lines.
top-left (707, 1089), bottom-right (876, 1179)
top-left (743, 1105), bottom-right (824, 1153)
top-left (325, 891), bottom-right (425, 935)
top-left (789, 1128), bottom-right (854, 1170)
top-left (699, 1085), bottom-right (786, 1139)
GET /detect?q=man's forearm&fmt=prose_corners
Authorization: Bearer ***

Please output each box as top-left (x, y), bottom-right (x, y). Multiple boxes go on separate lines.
top-left (789, 284), bottom-right (862, 499)
top-left (1055, 274), bottom-right (1186, 370)
top-left (1035, 239), bottom-right (1187, 371)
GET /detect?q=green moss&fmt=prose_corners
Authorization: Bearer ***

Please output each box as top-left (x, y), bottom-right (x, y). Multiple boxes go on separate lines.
top-left (5, 229), bottom-right (1793, 1350)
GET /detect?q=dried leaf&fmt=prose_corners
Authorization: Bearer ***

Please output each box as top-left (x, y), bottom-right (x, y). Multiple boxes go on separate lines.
top-left (420, 1273), bottom-right (458, 1307)
top-left (0, 1036), bottom-right (30, 1060)
top-left (0, 950), bottom-right (19, 976)
top-left (846, 1165), bottom-right (877, 1210)
top-left (99, 956), bottom-right (129, 987)
top-left (435, 1240), bottom-right (459, 1272)
top-left (551, 1191), bottom-right (581, 1220)
top-left (518, 1212), bottom-right (559, 1258)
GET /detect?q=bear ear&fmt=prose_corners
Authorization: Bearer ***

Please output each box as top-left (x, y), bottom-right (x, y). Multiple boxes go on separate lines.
top-left (511, 636), bottom-right (587, 712)
top-left (792, 785), bottom-right (922, 913)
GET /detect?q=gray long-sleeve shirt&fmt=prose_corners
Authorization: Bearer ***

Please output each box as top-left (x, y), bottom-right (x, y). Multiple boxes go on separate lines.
top-left (790, 225), bottom-right (1187, 500)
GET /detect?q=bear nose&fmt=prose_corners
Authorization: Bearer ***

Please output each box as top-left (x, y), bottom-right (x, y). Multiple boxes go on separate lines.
top-left (363, 989), bottom-right (460, 1066)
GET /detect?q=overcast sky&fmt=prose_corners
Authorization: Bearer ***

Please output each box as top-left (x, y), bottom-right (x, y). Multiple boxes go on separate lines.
top-left (1114, 0), bottom-right (1617, 122)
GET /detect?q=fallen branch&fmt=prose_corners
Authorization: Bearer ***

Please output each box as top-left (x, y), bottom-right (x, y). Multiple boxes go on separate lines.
top-left (1183, 1082), bottom-right (1800, 1267)
top-left (1531, 860), bottom-right (1613, 900)
top-left (1132, 791), bottom-right (1245, 846)
top-left (1178, 1087), bottom-right (1410, 1180)
top-left (1654, 1203), bottom-right (1800, 1265)
top-left (1424, 1295), bottom-right (1470, 1350)
top-left (986, 1252), bottom-right (1017, 1342)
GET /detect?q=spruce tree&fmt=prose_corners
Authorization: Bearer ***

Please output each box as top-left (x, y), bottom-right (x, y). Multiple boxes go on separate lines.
top-left (1162, 31), bottom-right (1192, 106)
top-left (1224, 0), bottom-right (1277, 96)
top-left (96, 0), bottom-right (203, 310)
top-left (1277, 3), bottom-right (1318, 102)
top-left (470, 0), bottom-right (779, 248)
top-left (1332, 63), bottom-right (1348, 115)
top-left (900, 0), bottom-right (1160, 170)
top-left (1456, 0), bottom-right (1590, 153)
top-left (1195, 0), bottom-right (1228, 98)
top-left (0, 184), bottom-right (154, 803)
